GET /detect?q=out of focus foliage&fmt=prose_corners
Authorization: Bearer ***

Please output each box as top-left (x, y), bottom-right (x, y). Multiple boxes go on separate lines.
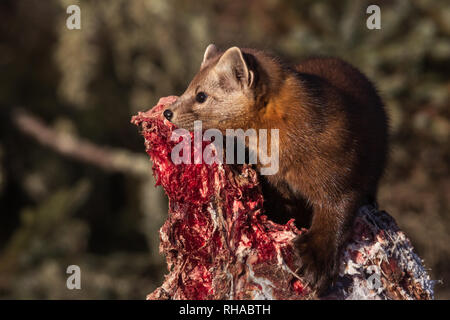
top-left (0, 0), bottom-right (448, 299)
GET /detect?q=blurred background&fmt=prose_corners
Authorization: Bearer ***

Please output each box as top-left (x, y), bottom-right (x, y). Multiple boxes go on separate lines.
top-left (0, 0), bottom-right (448, 299)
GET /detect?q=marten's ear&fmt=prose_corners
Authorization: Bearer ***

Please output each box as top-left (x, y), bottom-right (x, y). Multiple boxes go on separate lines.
top-left (201, 44), bottom-right (218, 68)
top-left (215, 47), bottom-right (254, 89)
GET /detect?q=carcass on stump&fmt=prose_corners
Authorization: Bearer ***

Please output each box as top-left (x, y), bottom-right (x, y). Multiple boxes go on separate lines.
top-left (131, 96), bottom-right (435, 300)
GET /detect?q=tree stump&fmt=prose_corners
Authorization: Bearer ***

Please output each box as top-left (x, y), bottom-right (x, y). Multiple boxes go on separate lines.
top-left (132, 96), bottom-right (435, 300)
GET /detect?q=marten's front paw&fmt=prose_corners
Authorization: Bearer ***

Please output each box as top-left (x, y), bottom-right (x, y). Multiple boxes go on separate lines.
top-left (294, 232), bottom-right (339, 295)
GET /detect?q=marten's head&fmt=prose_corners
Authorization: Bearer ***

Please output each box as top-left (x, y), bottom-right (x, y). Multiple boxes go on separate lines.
top-left (162, 44), bottom-right (263, 132)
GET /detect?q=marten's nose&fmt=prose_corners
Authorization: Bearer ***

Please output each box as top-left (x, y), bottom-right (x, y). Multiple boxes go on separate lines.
top-left (163, 109), bottom-right (173, 121)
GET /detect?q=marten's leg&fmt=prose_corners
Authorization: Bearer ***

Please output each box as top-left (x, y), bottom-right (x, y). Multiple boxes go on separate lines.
top-left (260, 177), bottom-right (313, 227)
top-left (294, 194), bottom-right (359, 295)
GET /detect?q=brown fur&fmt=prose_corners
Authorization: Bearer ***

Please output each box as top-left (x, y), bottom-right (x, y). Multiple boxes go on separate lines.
top-left (164, 45), bottom-right (389, 295)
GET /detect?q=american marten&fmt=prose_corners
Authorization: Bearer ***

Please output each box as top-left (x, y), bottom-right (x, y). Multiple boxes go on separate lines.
top-left (162, 44), bottom-right (389, 294)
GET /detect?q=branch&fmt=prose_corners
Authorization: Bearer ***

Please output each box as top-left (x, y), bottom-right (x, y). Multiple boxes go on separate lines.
top-left (12, 108), bottom-right (151, 177)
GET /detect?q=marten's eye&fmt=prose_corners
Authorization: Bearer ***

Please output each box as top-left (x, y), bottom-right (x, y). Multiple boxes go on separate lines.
top-left (196, 92), bottom-right (208, 103)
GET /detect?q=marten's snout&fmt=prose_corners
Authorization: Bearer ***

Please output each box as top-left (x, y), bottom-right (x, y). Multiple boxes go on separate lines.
top-left (161, 98), bottom-right (197, 131)
top-left (163, 109), bottom-right (173, 121)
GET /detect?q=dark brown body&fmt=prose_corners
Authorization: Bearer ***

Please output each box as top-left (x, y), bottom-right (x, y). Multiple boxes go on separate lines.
top-left (258, 56), bottom-right (389, 294)
top-left (164, 45), bottom-right (389, 295)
